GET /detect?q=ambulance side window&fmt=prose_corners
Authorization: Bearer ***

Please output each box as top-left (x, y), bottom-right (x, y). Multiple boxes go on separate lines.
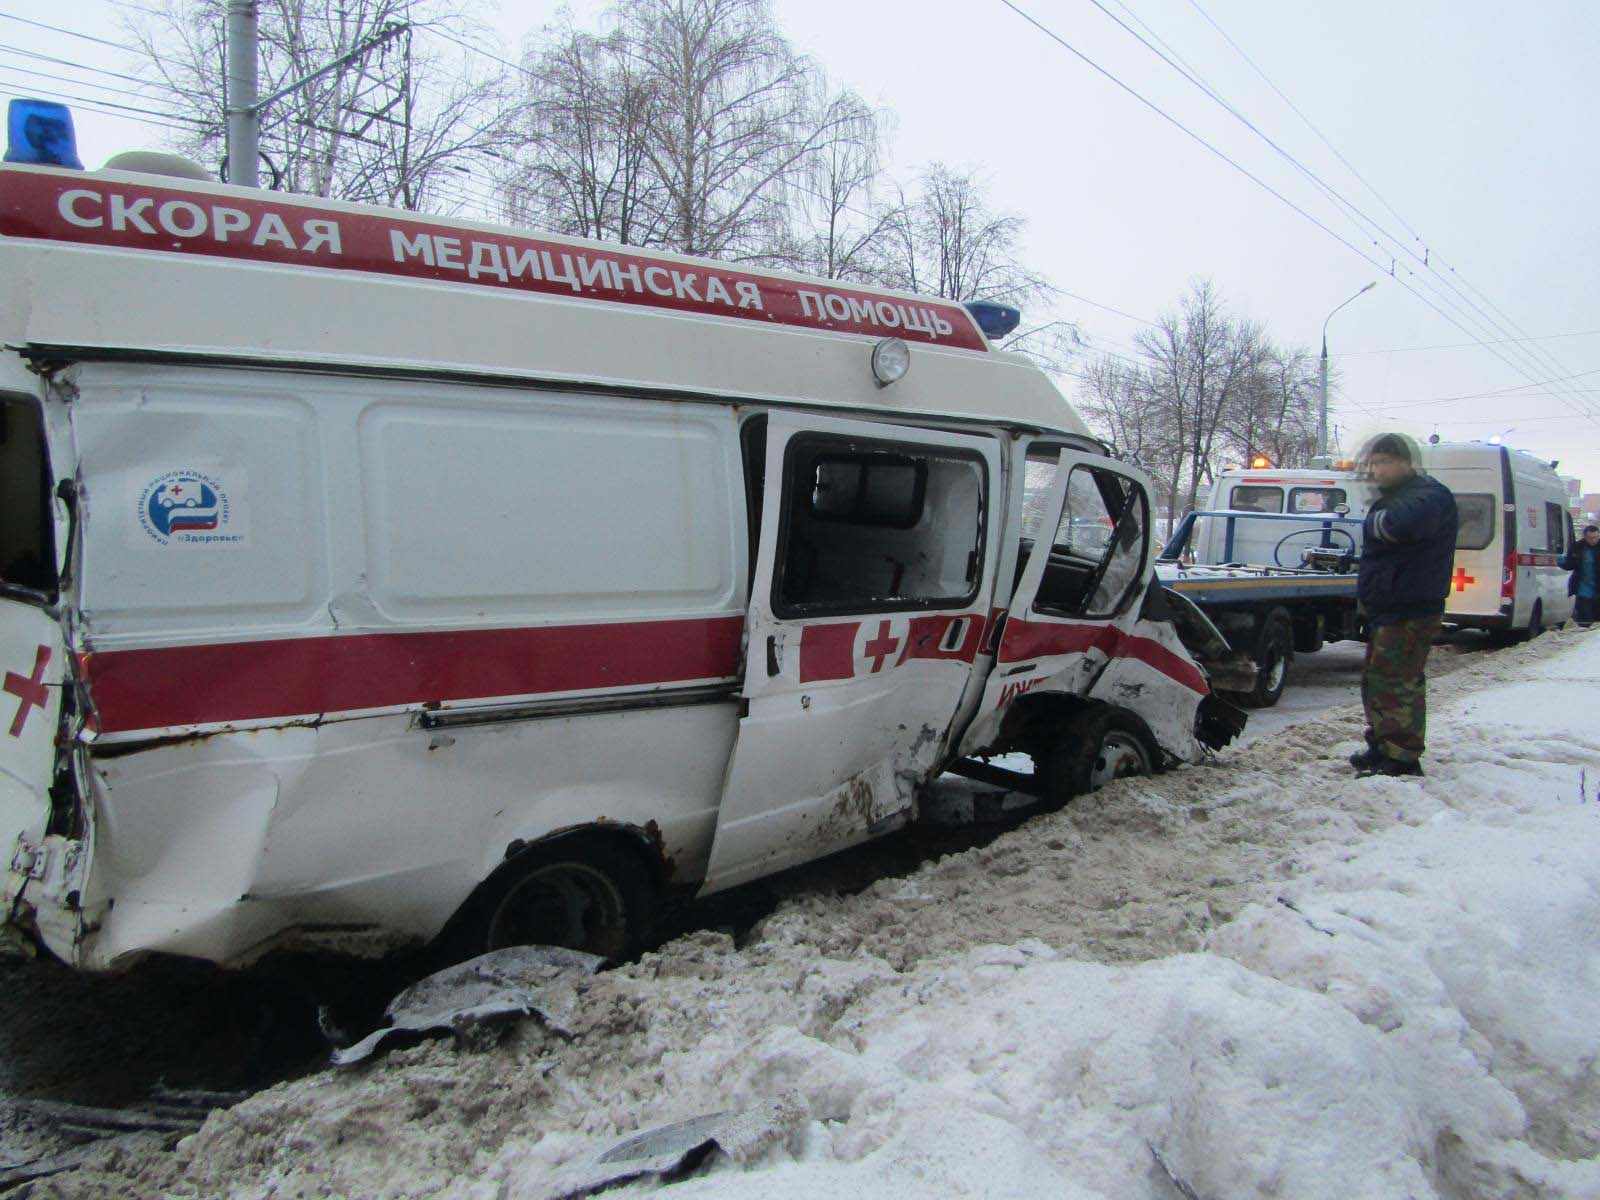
top-left (774, 437), bottom-right (984, 616)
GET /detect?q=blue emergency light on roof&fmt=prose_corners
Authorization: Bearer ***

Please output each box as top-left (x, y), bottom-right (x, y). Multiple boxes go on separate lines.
top-left (963, 301), bottom-right (1022, 341)
top-left (3, 98), bottom-right (83, 169)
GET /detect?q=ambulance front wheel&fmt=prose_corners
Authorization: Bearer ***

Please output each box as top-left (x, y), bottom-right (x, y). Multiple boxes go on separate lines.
top-left (1035, 710), bottom-right (1156, 806)
top-left (454, 839), bottom-right (656, 965)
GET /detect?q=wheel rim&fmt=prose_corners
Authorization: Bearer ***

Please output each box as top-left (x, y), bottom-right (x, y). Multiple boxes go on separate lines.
top-left (486, 862), bottom-right (627, 959)
top-left (1088, 730), bottom-right (1152, 790)
top-left (1262, 648), bottom-right (1287, 692)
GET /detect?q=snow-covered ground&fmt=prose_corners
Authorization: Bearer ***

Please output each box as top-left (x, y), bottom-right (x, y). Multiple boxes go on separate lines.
top-left (22, 629), bottom-right (1600, 1199)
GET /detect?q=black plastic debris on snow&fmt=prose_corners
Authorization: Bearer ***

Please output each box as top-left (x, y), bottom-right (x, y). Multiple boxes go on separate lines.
top-left (331, 945), bottom-right (606, 1066)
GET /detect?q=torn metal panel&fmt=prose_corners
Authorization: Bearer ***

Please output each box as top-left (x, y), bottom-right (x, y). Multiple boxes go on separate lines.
top-left (332, 945), bottom-right (605, 1066)
top-left (531, 1096), bottom-right (808, 1200)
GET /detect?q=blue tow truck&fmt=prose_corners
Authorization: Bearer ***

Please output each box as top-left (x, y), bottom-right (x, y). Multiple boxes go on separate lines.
top-left (1157, 509), bottom-right (1367, 707)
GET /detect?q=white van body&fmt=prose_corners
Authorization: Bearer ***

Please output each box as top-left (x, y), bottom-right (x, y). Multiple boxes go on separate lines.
top-left (1423, 443), bottom-right (1574, 637)
top-left (0, 163), bottom-right (1236, 972)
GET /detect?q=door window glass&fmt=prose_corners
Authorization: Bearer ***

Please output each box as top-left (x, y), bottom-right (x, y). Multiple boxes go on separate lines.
top-left (1454, 494), bottom-right (1495, 551)
top-left (1035, 465), bottom-right (1149, 619)
top-left (1545, 502), bottom-right (1566, 554)
top-left (1229, 485), bottom-right (1283, 513)
top-left (775, 437), bottom-right (985, 616)
top-left (1289, 487), bottom-right (1346, 514)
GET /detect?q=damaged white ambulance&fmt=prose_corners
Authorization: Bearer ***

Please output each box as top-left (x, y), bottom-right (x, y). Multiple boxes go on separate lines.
top-left (0, 140), bottom-right (1244, 973)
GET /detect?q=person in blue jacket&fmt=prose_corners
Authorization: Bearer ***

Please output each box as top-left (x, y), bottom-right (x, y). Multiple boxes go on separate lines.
top-left (1561, 524), bottom-right (1600, 627)
top-left (1350, 433), bottom-right (1459, 778)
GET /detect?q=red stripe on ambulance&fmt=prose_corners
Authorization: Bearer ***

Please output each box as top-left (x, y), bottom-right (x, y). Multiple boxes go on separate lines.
top-left (80, 615), bottom-right (745, 735)
top-left (998, 619), bottom-right (1209, 695)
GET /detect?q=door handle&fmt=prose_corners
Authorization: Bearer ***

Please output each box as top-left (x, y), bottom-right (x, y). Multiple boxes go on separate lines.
top-left (941, 616), bottom-right (969, 652)
top-left (766, 635), bottom-right (781, 677)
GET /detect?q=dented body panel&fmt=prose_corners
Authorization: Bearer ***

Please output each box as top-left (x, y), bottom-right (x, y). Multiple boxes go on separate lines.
top-left (0, 163), bottom-right (1233, 971)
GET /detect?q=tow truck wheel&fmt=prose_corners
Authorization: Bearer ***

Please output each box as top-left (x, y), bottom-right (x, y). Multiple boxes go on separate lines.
top-left (449, 839), bottom-right (655, 966)
top-left (1036, 710), bottom-right (1156, 806)
top-left (1244, 613), bottom-right (1293, 708)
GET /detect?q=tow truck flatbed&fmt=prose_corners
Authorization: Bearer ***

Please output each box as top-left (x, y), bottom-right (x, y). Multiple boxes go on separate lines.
top-left (1158, 563), bottom-right (1359, 607)
top-left (1156, 509), bottom-right (1365, 707)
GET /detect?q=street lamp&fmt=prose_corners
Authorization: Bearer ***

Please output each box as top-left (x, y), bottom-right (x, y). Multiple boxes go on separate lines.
top-left (1319, 281), bottom-right (1377, 457)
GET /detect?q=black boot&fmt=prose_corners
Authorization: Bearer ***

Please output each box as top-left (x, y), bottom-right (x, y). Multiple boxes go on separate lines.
top-left (1348, 739), bottom-right (1383, 770)
top-left (1356, 756), bottom-right (1423, 778)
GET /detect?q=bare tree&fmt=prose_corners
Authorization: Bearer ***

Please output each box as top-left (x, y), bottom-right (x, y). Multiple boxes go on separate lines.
top-left (880, 164), bottom-right (1046, 304)
top-left (1077, 354), bottom-right (1175, 493)
top-left (1222, 346), bottom-right (1323, 471)
top-left (127, 0), bottom-right (508, 211)
top-left (503, 19), bottom-right (668, 244)
top-left (503, 0), bottom-right (873, 261)
top-left (1077, 281), bottom-right (1294, 520)
top-left (778, 88), bottom-right (899, 281)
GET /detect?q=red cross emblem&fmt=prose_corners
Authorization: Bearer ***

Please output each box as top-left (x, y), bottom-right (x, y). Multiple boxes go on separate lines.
top-left (4, 645), bottom-right (52, 738)
top-left (170, 485), bottom-right (184, 497)
top-left (1450, 566), bottom-right (1475, 593)
top-left (861, 620), bottom-right (901, 674)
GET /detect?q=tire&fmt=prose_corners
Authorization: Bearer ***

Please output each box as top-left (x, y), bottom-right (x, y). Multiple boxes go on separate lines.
top-left (1292, 615), bottom-right (1324, 655)
top-left (1243, 613), bottom-right (1293, 708)
top-left (1524, 602), bottom-right (1544, 641)
top-left (444, 839), bottom-right (656, 967)
top-left (1035, 709), bottom-right (1156, 806)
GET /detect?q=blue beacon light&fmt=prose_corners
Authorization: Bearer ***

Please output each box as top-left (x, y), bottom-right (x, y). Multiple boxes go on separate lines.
top-left (3, 98), bottom-right (84, 169)
top-left (963, 301), bottom-right (1023, 341)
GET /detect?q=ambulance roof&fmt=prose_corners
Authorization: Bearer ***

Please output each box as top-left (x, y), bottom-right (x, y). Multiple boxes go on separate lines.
top-left (0, 163), bottom-right (1088, 436)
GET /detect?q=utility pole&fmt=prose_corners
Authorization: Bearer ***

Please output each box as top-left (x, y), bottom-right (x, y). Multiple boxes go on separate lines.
top-left (225, 0), bottom-right (259, 188)
top-left (1318, 281), bottom-right (1377, 457)
top-left (223, 6), bottom-right (408, 190)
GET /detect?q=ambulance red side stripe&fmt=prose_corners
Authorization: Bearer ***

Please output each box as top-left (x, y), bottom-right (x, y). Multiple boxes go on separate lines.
top-left (796, 613), bottom-right (987, 684)
top-left (81, 616), bottom-right (745, 734)
top-left (998, 619), bottom-right (1209, 695)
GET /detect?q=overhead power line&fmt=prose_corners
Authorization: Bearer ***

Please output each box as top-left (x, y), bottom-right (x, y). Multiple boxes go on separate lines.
top-left (0, 9), bottom-right (140, 53)
top-left (1083, 0), bottom-right (1600, 429)
top-left (1175, 0), bottom-right (1600, 428)
top-left (1333, 329), bottom-right (1600, 358)
top-left (0, 76), bottom-right (206, 130)
top-left (998, 0), bottom-right (1600, 430)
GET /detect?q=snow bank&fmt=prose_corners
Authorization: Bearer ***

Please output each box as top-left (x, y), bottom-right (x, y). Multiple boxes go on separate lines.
top-left (34, 631), bottom-right (1600, 1200)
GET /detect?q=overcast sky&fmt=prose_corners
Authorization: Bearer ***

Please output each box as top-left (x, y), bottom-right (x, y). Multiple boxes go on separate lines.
top-left (5, 1), bottom-right (1598, 486)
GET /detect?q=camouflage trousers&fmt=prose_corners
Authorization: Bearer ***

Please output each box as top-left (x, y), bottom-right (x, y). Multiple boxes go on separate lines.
top-left (1362, 613), bottom-right (1443, 763)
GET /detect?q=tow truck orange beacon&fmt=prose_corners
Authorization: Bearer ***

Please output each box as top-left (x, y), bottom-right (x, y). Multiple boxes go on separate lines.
top-left (0, 100), bottom-right (1247, 975)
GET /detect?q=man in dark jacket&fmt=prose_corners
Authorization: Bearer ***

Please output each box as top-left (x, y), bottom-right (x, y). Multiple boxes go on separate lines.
top-left (1351, 434), bottom-right (1459, 777)
top-left (1561, 524), bottom-right (1600, 627)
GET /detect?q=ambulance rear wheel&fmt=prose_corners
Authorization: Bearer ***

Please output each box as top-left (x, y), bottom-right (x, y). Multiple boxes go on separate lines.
top-left (1036, 710), bottom-right (1155, 806)
top-left (459, 840), bottom-right (655, 965)
top-left (1525, 602), bottom-right (1544, 641)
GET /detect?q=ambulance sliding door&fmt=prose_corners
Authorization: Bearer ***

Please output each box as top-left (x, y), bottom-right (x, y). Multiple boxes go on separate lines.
top-left (700, 412), bottom-right (1000, 895)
